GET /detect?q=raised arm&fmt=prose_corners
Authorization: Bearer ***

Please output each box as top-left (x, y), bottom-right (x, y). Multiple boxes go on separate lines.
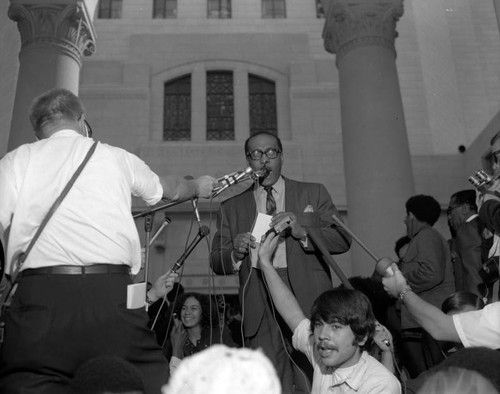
top-left (160, 175), bottom-right (216, 202)
top-left (382, 264), bottom-right (460, 343)
top-left (258, 232), bottom-right (306, 332)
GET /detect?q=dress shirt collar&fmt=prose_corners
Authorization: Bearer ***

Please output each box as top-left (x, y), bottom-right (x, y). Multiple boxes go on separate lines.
top-left (328, 351), bottom-right (368, 391)
top-left (47, 129), bottom-right (84, 139)
top-left (255, 175), bottom-right (284, 195)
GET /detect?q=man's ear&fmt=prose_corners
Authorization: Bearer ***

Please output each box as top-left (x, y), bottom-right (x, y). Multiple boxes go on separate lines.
top-left (77, 115), bottom-right (88, 137)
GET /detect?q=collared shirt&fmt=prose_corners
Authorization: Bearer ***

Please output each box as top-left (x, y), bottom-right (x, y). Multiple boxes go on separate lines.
top-left (251, 176), bottom-right (287, 269)
top-left (0, 129), bottom-right (163, 275)
top-left (453, 302), bottom-right (500, 348)
top-left (292, 319), bottom-right (401, 394)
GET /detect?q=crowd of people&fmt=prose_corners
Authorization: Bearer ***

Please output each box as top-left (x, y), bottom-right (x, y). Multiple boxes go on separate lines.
top-left (0, 88), bottom-right (499, 394)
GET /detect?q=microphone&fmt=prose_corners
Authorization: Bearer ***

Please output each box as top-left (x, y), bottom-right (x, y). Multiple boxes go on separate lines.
top-left (212, 166), bottom-right (268, 198)
top-left (375, 257), bottom-right (395, 278)
top-left (149, 214), bottom-right (171, 246)
top-left (330, 214), bottom-right (393, 277)
top-left (184, 176), bottom-right (203, 228)
top-left (170, 225), bottom-right (210, 273)
top-left (298, 211), bottom-right (354, 289)
top-left (191, 198), bottom-right (202, 227)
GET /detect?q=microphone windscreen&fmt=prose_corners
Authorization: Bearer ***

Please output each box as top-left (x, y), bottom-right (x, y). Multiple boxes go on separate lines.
top-left (375, 258), bottom-right (394, 277)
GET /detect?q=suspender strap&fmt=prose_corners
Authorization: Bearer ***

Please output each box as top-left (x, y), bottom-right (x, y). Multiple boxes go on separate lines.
top-left (10, 141), bottom-right (99, 280)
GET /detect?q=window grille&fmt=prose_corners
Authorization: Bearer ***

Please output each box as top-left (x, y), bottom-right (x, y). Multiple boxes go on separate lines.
top-left (249, 74), bottom-right (277, 136)
top-left (262, 0), bottom-right (286, 19)
top-left (153, 0), bottom-right (177, 19)
top-left (164, 75), bottom-right (192, 141)
top-left (206, 71), bottom-right (234, 141)
top-left (98, 0), bottom-right (122, 19)
top-left (208, 0), bottom-right (231, 19)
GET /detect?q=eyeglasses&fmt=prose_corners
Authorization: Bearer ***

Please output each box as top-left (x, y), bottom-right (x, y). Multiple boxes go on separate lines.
top-left (446, 205), bottom-right (461, 215)
top-left (246, 148), bottom-right (281, 161)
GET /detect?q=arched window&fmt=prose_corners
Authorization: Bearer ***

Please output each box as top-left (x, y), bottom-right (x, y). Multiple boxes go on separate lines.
top-left (206, 71), bottom-right (234, 141)
top-left (249, 74), bottom-right (277, 136)
top-left (164, 75), bottom-right (191, 141)
top-left (98, 0), bottom-right (123, 19)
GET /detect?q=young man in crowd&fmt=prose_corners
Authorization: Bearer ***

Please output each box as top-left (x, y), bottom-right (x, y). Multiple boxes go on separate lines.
top-left (258, 232), bottom-right (401, 394)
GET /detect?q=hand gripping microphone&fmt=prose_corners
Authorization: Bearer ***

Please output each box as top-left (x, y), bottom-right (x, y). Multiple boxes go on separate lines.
top-left (170, 225), bottom-right (210, 273)
top-left (212, 166), bottom-right (268, 198)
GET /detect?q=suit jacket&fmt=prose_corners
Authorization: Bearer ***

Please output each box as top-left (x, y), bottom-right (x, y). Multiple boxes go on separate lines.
top-left (210, 177), bottom-right (351, 337)
top-left (401, 226), bottom-right (456, 329)
top-left (479, 199), bottom-right (500, 234)
top-left (455, 216), bottom-right (487, 295)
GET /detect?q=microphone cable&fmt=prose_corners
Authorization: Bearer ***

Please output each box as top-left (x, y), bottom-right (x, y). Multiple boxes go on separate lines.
top-left (261, 267), bottom-right (312, 394)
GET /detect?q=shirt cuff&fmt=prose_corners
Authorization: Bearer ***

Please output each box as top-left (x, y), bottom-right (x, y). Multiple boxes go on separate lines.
top-left (169, 356), bottom-right (182, 375)
top-left (231, 251), bottom-right (243, 272)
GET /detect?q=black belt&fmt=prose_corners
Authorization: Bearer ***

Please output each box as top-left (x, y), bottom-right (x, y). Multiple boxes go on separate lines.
top-left (20, 264), bottom-right (130, 277)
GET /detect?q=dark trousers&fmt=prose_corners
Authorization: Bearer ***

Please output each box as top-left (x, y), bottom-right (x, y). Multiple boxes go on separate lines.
top-left (246, 268), bottom-right (313, 394)
top-left (400, 327), bottom-right (445, 379)
top-left (0, 270), bottom-right (169, 394)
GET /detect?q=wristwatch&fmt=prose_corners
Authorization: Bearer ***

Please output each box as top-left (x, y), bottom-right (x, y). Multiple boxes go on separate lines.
top-left (398, 285), bottom-right (413, 304)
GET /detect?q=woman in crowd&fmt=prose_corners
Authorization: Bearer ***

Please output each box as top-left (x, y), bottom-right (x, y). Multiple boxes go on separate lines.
top-left (168, 292), bottom-right (236, 373)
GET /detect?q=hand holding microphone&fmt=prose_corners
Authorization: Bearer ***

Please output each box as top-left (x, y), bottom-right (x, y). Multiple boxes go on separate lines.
top-left (232, 232), bottom-right (256, 261)
top-left (381, 263), bottom-right (410, 299)
top-left (193, 175), bottom-right (218, 199)
top-left (375, 257), bottom-right (395, 278)
top-left (148, 270), bottom-right (179, 303)
top-left (269, 212), bottom-right (307, 239)
top-left (212, 166), bottom-right (268, 198)
top-left (374, 322), bottom-right (393, 351)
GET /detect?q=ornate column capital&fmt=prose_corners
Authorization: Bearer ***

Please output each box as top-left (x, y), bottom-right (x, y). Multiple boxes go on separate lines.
top-left (8, 0), bottom-right (96, 65)
top-left (321, 0), bottom-right (404, 61)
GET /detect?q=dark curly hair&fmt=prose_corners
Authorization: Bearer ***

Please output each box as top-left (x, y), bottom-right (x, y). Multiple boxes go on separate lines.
top-left (406, 194), bottom-right (441, 226)
top-left (310, 288), bottom-right (376, 349)
top-left (174, 292), bottom-right (219, 329)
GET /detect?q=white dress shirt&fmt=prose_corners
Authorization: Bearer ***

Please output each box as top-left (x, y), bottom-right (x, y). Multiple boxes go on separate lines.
top-left (0, 130), bottom-right (163, 275)
top-left (453, 302), bottom-right (500, 348)
top-left (252, 176), bottom-right (287, 269)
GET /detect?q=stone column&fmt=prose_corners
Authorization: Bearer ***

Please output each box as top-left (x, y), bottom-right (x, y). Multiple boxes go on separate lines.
top-left (7, 0), bottom-right (96, 151)
top-left (322, 0), bottom-right (415, 277)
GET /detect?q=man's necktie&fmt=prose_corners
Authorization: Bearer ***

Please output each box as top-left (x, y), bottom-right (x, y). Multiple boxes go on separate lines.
top-left (264, 186), bottom-right (276, 215)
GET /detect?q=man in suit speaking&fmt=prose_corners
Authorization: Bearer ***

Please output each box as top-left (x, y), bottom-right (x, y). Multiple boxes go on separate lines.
top-left (210, 131), bottom-right (351, 393)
